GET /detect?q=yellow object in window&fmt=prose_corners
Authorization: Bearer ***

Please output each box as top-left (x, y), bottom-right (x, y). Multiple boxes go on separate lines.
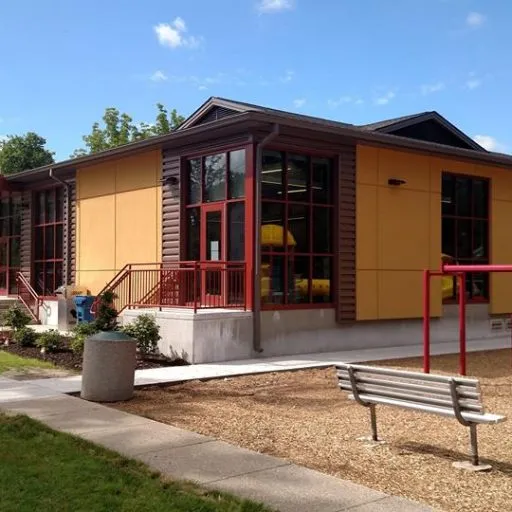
top-left (261, 224), bottom-right (296, 247)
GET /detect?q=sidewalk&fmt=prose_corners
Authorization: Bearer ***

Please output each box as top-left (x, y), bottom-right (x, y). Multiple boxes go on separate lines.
top-left (29, 335), bottom-right (511, 395)
top-left (0, 378), bottom-right (431, 512)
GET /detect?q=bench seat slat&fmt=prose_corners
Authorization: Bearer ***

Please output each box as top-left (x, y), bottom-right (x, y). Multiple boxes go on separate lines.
top-left (336, 372), bottom-right (480, 400)
top-left (336, 363), bottom-right (479, 388)
top-left (339, 382), bottom-right (484, 413)
top-left (347, 394), bottom-right (505, 424)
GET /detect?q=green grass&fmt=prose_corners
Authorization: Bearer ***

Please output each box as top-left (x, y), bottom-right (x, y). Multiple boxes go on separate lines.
top-left (0, 351), bottom-right (55, 374)
top-left (0, 414), bottom-right (273, 512)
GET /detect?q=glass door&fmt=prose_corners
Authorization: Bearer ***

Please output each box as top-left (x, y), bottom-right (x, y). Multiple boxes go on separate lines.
top-left (0, 194), bottom-right (21, 296)
top-left (0, 238), bottom-right (8, 295)
top-left (201, 205), bottom-right (224, 304)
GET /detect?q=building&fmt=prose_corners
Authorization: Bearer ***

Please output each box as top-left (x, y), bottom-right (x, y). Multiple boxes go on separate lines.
top-left (2, 97), bottom-right (512, 362)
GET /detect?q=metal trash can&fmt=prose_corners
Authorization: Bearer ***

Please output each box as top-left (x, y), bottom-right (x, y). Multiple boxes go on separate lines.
top-left (74, 295), bottom-right (95, 323)
top-left (81, 331), bottom-right (137, 402)
top-left (55, 286), bottom-right (77, 331)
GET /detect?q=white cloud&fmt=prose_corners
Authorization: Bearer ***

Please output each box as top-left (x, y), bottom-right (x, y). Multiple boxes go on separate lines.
top-left (293, 98), bottom-right (306, 108)
top-left (280, 70), bottom-right (294, 83)
top-left (473, 135), bottom-right (507, 152)
top-left (198, 85), bottom-right (208, 91)
top-left (466, 12), bottom-right (485, 28)
top-left (257, 0), bottom-right (294, 13)
top-left (150, 70), bottom-right (168, 82)
top-left (328, 96), bottom-right (352, 108)
top-left (374, 91), bottom-right (395, 105)
top-left (154, 18), bottom-right (201, 49)
top-left (466, 78), bottom-right (482, 90)
top-left (421, 82), bottom-right (445, 95)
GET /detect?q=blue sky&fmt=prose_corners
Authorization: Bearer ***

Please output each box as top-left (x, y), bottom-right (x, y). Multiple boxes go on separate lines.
top-left (0, 0), bottom-right (510, 160)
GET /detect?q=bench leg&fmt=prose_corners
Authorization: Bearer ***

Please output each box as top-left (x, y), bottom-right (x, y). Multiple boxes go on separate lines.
top-left (470, 424), bottom-right (479, 466)
top-left (370, 405), bottom-right (378, 442)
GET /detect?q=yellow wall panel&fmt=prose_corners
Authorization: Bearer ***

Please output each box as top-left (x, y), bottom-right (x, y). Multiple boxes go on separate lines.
top-left (432, 157), bottom-right (476, 177)
top-left (77, 162), bottom-right (116, 199)
top-left (356, 184), bottom-right (378, 269)
top-left (78, 195), bottom-right (115, 272)
top-left (356, 145), bottom-right (378, 184)
top-left (476, 164), bottom-right (512, 202)
top-left (75, 270), bottom-right (117, 296)
top-left (115, 188), bottom-right (159, 269)
top-left (76, 149), bottom-right (163, 295)
top-left (377, 187), bottom-right (430, 271)
top-left (377, 148), bottom-right (430, 191)
top-left (378, 271), bottom-right (424, 319)
top-left (356, 270), bottom-right (378, 320)
top-left (115, 150), bottom-right (160, 193)
top-left (429, 193), bottom-right (441, 269)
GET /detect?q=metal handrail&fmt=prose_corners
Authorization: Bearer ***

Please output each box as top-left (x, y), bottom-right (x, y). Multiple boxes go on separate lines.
top-left (16, 272), bottom-right (42, 323)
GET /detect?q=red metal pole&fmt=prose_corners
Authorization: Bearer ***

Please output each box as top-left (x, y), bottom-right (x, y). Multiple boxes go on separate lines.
top-left (444, 264), bottom-right (512, 273)
top-left (458, 273), bottom-right (467, 376)
top-left (423, 269), bottom-right (431, 374)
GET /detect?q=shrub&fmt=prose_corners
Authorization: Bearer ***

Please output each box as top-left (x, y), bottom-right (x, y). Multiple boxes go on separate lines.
top-left (70, 322), bottom-right (99, 354)
top-left (122, 314), bottom-right (161, 355)
top-left (13, 327), bottom-right (38, 347)
top-left (36, 330), bottom-right (62, 354)
top-left (94, 291), bottom-right (119, 332)
top-left (2, 305), bottom-right (31, 331)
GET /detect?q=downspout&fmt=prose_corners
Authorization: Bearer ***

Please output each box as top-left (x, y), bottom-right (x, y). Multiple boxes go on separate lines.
top-left (253, 123), bottom-right (279, 353)
top-left (49, 168), bottom-right (72, 285)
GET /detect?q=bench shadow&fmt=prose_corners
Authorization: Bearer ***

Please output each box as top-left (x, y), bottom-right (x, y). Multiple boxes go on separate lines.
top-left (396, 441), bottom-right (512, 475)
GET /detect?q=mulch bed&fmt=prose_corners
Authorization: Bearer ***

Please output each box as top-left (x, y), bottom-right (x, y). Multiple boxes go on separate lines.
top-left (1, 339), bottom-right (188, 372)
top-left (112, 349), bottom-right (512, 512)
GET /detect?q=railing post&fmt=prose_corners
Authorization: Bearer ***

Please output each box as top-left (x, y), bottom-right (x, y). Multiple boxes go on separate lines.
top-left (158, 263), bottom-right (163, 312)
top-left (423, 270), bottom-right (431, 374)
top-left (128, 270), bottom-right (132, 310)
top-left (193, 262), bottom-right (198, 314)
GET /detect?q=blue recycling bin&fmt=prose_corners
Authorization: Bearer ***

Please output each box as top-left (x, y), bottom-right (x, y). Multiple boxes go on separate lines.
top-left (74, 295), bottom-right (95, 323)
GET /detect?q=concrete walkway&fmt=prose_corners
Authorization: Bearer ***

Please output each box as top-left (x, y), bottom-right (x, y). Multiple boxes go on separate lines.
top-left (0, 377), bottom-right (431, 512)
top-left (29, 335), bottom-right (511, 394)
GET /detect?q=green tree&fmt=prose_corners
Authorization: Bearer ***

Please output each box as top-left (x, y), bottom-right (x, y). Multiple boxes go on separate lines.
top-left (73, 103), bottom-right (185, 156)
top-left (0, 132), bottom-right (55, 175)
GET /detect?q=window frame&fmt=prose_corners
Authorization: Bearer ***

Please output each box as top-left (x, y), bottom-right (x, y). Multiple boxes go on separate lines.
top-left (441, 172), bottom-right (490, 304)
top-left (32, 187), bottom-right (65, 297)
top-left (261, 150), bottom-right (335, 310)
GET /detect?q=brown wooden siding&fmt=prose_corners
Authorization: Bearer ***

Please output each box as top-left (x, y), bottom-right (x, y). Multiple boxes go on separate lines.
top-left (162, 151), bottom-right (181, 261)
top-left (336, 146), bottom-right (356, 323)
top-left (63, 181), bottom-right (76, 285)
top-left (20, 191), bottom-right (32, 282)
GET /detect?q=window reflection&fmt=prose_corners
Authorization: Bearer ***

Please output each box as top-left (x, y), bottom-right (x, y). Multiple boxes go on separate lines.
top-left (229, 150), bottom-right (245, 199)
top-left (261, 151), bottom-right (334, 307)
top-left (441, 173), bottom-right (489, 301)
top-left (204, 153), bottom-right (227, 202)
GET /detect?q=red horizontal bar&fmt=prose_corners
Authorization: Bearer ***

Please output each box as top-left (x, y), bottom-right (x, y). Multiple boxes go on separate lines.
top-left (443, 264), bottom-right (512, 273)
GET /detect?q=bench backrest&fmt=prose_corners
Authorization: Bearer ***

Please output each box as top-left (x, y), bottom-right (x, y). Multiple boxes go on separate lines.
top-left (336, 363), bottom-right (483, 418)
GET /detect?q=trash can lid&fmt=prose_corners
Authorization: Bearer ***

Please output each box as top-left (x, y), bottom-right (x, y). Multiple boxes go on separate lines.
top-left (88, 331), bottom-right (136, 342)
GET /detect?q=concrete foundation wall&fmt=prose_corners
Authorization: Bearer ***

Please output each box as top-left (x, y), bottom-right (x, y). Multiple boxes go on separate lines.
top-left (259, 305), bottom-right (507, 358)
top-left (122, 309), bottom-right (253, 364)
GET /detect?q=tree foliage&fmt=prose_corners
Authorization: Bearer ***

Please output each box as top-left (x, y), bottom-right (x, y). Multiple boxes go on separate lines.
top-left (73, 103), bottom-right (185, 157)
top-left (0, 132), bottom-right (55, 175)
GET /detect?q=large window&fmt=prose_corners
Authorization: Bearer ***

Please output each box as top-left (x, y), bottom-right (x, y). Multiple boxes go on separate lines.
top-left (442, 173), bottom-right (489, 301)
top-left (33, 187), bottom-right (64, 296)
top-left (261, 151), bottom-right (334, 306)
top-left (185, 149), bottom-right (246, 261)
top-left (0, 194), bottom-right (21, 294)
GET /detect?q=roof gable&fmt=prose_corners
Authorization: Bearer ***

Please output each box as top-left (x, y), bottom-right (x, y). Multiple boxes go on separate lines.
top-left (361, 111), bottom-right (484, 151)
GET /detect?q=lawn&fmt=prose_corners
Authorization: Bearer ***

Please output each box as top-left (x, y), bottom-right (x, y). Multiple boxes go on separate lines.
top-left (112, 349), bottom-right (512, 512)
top-left (0, 350), bottom-right (55, 374)
top-left (0, 414), bottom-right (273, 512)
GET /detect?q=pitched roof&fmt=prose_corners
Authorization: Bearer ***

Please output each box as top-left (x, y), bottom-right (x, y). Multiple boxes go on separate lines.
top-left (359, 111), bottom-right (484, 151)
top-left (178, 96), bottom-right (354, 131)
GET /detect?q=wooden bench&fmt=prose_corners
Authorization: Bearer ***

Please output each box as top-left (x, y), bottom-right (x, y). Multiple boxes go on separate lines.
top-left (336, 363), bottom-right (506, 468)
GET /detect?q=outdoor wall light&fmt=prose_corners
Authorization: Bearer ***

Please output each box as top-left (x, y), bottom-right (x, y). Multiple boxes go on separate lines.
top-left (387, 178), bottom-right (407, 186)
top-left (161, 176), bottom-right (179, 186)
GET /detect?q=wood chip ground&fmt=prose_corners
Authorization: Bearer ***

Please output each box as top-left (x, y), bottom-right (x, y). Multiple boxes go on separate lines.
top-left (111, 349), bottom-right (512, 512)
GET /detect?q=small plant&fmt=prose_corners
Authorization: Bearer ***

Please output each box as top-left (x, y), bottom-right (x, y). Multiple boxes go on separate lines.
top-left (122, 314), bottom-right (161, 355)
top-left (13, 327), bottom-right (39, 347)
top-left (36, 330), bottom-right (62, 354)
top-left (70, 322), bottom-right (99, 354)
top-left (94, 291), bottom-right (119, 331)
top-left (2, 305), bottom-right (31, 331)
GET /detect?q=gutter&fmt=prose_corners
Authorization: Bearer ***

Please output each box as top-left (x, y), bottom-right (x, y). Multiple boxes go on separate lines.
top-left (253, 124), bottom-right (279, 354)
top-left (49, 168), bottom-right (73, 286)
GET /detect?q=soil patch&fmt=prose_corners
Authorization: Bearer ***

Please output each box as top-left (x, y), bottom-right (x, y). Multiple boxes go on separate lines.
top-left (2, 339), bottom-right (188, 372)
top-left (111, 349), bottom-right (512, 512)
